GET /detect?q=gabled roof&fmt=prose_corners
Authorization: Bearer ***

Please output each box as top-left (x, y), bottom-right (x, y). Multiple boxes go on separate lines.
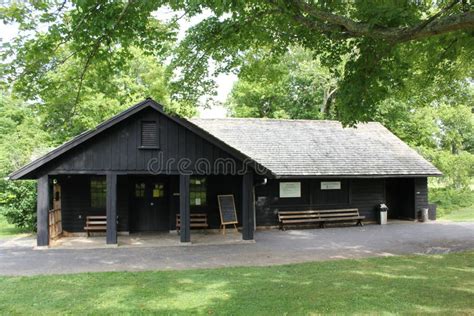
top-left (9, 99), bottom-right (262, 180)
top-left (190, 118), bottom-right (442, 178)
top-left (10, 98), bottom-right (441, 180)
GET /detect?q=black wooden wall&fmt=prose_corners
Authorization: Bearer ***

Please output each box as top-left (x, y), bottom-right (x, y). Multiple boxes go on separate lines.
top-left (59, 175), bottom-right (428, 232)
top-left (254, 178), bottom-right (428, 226)
top-left (58, 174), bottom-right (243, 232)
top-left (414, 177), bottom-right (429, 217)
top-left (45, 107), bottom-right (240, 174)
top-left (59, 175), bottom-right (129, 232)
top-left (169, 175), bottom-right (242, 230)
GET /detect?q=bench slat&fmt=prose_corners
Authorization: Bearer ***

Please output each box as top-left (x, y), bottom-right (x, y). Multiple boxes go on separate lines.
top-left (277, 211), bottom-right (321, 215)
top-left (279, 214), bottom-right (321, 219)
top-left (316, 209), bottom-right (358, 213)
top-left (318, 213), bottom-right (359, 217)
top-left (277, 208), bottom-right (364, 230)
top-left (84, 216), bottom-right (107, 236)
top-left (176, 213), bottom-right (209, 230)
top-left (84, 226), bottom-right (107, 230)
top-left (281, 219), bottom-right (325, 223)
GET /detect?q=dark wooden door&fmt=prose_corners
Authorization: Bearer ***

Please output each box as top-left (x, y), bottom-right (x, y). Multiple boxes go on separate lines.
top-left (386, 178), bottom-right (415, 219)
top-left (130, 177), bottom-right (169, 232)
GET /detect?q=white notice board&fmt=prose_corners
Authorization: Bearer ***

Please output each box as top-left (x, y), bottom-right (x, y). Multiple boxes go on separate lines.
top-left (321, 181), bottom-right (341, 190)
top-left (279, 182), bottom-right (301, 198)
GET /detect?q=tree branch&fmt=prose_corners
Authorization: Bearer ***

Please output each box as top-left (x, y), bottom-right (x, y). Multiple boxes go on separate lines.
top-left (70, 0), bottom-right (134, 117)
top-left (289, 0), bottom-right (473, 42)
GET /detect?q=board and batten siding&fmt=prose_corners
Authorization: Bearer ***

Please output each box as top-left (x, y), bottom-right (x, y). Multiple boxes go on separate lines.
top-left (414, 177), bottom-right (428, 217)
top-left (44, 107), bottom-right (240, 174)
top-left (255, 178), bottom-right (386, 226)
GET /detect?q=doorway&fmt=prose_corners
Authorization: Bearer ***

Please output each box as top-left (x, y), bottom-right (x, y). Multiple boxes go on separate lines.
top-left (129, 177), bottom-right (170, 232)
top-left (385, 178), bottom-right (415, 220)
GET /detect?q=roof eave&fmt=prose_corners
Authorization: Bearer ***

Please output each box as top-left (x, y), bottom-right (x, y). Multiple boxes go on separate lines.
top-left (274, 173), bottom-right (443, 179)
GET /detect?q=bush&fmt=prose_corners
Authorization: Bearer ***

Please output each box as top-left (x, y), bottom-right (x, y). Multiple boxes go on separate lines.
top-left (429, 187), bottom-right (474, 217)
top-left (0, 180), bottom-right (37, 230)
top-left (420, 147), bottom-right (474, 190)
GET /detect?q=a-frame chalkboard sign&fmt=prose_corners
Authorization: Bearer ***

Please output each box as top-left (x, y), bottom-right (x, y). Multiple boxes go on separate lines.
top-left (217, 195), bottom-right (238, 235)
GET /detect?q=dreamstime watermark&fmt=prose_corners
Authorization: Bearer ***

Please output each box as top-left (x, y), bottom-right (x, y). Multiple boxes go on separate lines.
top-left (147, 152), bottom-right (269, 176)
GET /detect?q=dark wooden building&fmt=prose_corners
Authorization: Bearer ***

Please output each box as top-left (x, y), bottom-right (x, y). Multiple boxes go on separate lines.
top-left (10, 99), bottom-right (441, 247)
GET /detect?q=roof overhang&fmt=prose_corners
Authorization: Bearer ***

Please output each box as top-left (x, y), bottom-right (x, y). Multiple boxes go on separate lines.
top-left (274, 173), bottom-right (443, 179)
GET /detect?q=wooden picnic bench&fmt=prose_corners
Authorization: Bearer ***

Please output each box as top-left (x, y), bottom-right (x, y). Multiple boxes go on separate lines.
top-left (84, 215), bottom-right (107, 237)
top-left (277, 209), bottom-right (365, 231)
top-left (176, 213), bottom-right (209, 233)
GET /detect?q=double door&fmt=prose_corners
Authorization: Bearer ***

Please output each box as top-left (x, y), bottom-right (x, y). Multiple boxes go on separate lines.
top-left (130, 177), bottom-right (169, 232)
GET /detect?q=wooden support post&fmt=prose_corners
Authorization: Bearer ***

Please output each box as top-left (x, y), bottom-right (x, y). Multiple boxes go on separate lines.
top-left (106, 173), bottom-right (117, 245)
top-left (179, 174), bottom-right (191, 243)
top-left (242, 172), bottom-right (255, 240)
top-left (36, 175), bottom-right (49, 247)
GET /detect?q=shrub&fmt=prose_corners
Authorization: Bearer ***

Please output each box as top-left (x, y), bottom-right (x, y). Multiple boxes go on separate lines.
top-left (0, 180), bottom-right (37, 230)
top-left (429, 187), bottom-right (474, 217)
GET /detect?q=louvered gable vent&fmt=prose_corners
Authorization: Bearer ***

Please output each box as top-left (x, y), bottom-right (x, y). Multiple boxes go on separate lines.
top-left (141, 121), bottom-right (158, 148)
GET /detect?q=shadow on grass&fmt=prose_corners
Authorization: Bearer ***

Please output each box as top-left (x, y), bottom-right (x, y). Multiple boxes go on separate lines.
top-left (0, 216), bottom-right (31, 238)
top-left (0, 252), bottom-right (473, 314)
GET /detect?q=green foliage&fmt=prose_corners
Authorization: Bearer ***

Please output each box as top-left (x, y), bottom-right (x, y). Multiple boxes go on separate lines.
top-left (0, 93), bottom-right (49, 230)
top-left (0, 180), bottom-right (37, 230)
top-left (422, 148), bottom-right (474, 190)
top-left (0, 93), bottom-right (50, 174)
top-left (1, 1), bottom-right (473, 124)
top-left (30, 47), bottom-right (195, 144)
top-left (227, 47), bottom-right (337, 119)
top-left (430, 188), bottom-right (474, 218)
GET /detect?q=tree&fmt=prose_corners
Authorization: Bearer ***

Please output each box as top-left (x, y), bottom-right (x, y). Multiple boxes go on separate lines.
top-left (33, 47), bottom-right (195, 144)
top-left (227, 46), bottom-right (338, 119)
top-left (0, 92), bottom-right (49, 230)
top-left (1, 1), bottom-right (473, 124)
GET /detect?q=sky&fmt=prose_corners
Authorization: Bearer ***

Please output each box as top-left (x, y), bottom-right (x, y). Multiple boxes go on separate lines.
top-left (0, 6), bottom-right (235, 118)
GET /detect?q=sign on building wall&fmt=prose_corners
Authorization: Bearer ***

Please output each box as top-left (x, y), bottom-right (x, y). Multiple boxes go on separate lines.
top-left (321, 181), bottom-right (341, 190)
top-left (280, 182), bottom-right (301, 198)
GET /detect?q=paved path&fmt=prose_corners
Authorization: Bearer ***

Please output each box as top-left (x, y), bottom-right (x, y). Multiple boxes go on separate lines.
top-left (1, 221), bottom-right (473, 276)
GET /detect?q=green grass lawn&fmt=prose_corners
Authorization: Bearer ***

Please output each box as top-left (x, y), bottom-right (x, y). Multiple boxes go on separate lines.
top-left (439, 206), bottom-right (474, 222)
top-left (0, 215), bottom-right (31, 238)
top-left (1, 252), bottom-right (473, 315)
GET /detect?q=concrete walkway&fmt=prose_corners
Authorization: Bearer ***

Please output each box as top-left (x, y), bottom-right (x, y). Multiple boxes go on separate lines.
top-left (0, 221), bottom-right (473, 276)
top-left (50, 231), bottom-right (247, 249)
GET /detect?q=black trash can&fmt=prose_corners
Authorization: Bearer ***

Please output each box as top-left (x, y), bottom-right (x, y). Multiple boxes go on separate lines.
top-left (428, 203), bottom-right (437, 220)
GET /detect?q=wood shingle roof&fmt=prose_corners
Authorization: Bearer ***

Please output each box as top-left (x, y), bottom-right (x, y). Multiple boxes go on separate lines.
top-left (190, 118), bottom-right (442, 177)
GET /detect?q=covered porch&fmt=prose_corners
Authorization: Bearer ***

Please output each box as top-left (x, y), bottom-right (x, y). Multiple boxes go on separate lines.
top-left (36, 172), bottom-right (255, 248)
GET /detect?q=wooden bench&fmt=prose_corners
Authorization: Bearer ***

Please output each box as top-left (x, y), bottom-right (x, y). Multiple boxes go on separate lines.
top-left (278, 209), bottom-right (365, 230)
top-left (84, 216), bottom-right (107, 237)
top-left (176, 213), bottom-right (209, 233)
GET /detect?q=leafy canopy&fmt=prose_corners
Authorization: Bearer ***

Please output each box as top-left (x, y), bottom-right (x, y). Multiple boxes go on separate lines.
top-left (1, 0), bottom-right (473, 124)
